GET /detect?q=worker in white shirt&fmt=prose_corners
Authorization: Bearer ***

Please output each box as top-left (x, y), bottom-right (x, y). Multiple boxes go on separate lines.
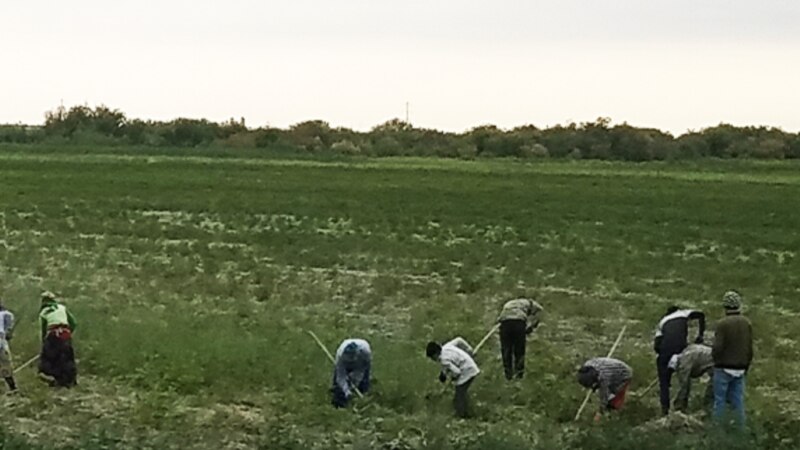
top-left (426, 337), bottom-right (480, 418)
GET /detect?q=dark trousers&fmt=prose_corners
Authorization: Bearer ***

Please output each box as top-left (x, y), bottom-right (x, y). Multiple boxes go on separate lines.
top-left (500, 319), bottom-right (527, 380)
top-left (39, 334), bottom-right (77, 387)
top-left (454, 377), bottom-right (474, 418)
top-left (657, 353), bottom-right (675, 414)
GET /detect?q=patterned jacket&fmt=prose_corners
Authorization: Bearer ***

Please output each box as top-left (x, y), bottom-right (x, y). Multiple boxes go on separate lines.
top-left (582, 357), bottom-right (633, 411)
top-left (497, 298), bottom-right (543, 330)
top-left (675, 344), bottom-right (713, 379)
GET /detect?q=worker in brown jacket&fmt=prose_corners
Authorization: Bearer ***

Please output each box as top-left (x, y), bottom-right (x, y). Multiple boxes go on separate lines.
top-left (712, 290), bottom-right (753, 427)
top-left (497, 298), bottom-right (543, 380)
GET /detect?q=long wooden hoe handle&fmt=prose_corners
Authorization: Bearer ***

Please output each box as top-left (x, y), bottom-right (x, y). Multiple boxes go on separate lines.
top-left (574, 325), bottom-right (627, 421)
top-left (634, 377), bottom-right (659, 398)
top-left (306, 330), bottom-right (364, 399)
top-left (14, 354), bottom-right (40, 374)
top-left (473, 323), bottom-right (501, 355)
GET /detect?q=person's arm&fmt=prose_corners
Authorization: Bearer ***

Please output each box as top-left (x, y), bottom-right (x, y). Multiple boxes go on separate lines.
top-left (334, 360), bottom-right (352, 398)
top-left (689, 311), bottom-right (706, 343)
top-left (40, 314), bottom-right (47, 341)
top-left (711, 322), bottom-right (725, 363)
top-left (66, 309), bottom-right (77, 332)
top-left (596, 379), bottom-right (610, 413)
top-left (4, 313), bottom-right (13, 340)
top-left (526, 300), bottom-right (542, 333)
top-left (450, 337), bottom-right (474, 356)
top-left (442, 357), bottom-right (461, 381)
top-left (746, 321), bottom-right (754, 369)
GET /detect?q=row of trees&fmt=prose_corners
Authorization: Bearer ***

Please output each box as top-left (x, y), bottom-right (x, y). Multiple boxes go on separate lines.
top-left (2, 104), bottom-right (799, 161)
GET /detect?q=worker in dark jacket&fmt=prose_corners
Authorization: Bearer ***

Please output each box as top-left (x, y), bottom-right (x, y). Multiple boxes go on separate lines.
top-left (653, 305), bottom-right (705, 415)
top-left (331, 339), bottom-right (371, 408)
top-left (712, 291), bottom-right (753, 427)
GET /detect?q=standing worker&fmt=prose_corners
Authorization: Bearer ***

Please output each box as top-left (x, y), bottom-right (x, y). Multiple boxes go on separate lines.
top-left (426, 337), bottom-right (480, 418)
top-left (653, 305), bottom-right (706, 415)
top-left (38, 292), bottom-right (78, 387)
top-left (712, 291), bottom-right (753, 427)
top-left (497, 298), bottom-right (543, 380)
top-left (672, 343), bottom-right (714, 412)
top-left (576, 357), bottom-right (633, 420)
top-left (331, 338), bottom-right (372, 408)
top-left (0, 300), bottom-right (17, 392)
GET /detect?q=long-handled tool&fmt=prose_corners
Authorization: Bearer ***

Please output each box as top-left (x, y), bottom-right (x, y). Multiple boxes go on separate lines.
top-left (574, 325), bottom-right (627, 421)
top-left (14, 354), bottom-right (40, 374)
top-left (306, 330), bottom-right (364, 399)
top-left (633, 377), bottom-right (659, 398)
top-left (473, 323), bottom-right (500, 355)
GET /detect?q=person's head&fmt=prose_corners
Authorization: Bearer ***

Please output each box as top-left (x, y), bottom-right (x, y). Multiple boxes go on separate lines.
top-left (40, 291), bottom-right (57, 307)
top-left (343, 342), bottom-right (358, 356)
top-left (576, 365), bottom-right (599, 389)
top-left (665, 305), bottom-right (680, 315)
top-left (425, 341), bottom-right (442, 360)
top-left (722, 290), bottom-right (742, 313)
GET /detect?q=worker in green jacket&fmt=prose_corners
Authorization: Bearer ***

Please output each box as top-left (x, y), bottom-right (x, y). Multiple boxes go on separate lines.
top-left (712, 290), bottom-right (753, 427)
top-left (38, 292), bottom-right (78, 387)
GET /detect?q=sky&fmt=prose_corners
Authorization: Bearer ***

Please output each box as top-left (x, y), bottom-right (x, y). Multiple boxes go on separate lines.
top-left (1, 0), bottom-right (799, 135)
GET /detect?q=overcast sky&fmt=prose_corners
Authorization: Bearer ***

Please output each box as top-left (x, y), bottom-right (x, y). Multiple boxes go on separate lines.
top-left (2, 1), bottom-right (799, 134)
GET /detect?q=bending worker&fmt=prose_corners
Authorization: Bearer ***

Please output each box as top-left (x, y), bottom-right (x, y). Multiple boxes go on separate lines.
top-left (654, 305), bottom-right (705, 415)
top-left (672, 343), bottom-right (714, 412)
top-left (497, 297), bottom-right (543, 380)
top-left (39, 292), bottom-right (78, 387)
top-left (0, 300), bottom-right (17, 392)
top-left (577, 357), bottom-right (633, 420)
top-left (426, 337), bottom-right (480, 418)
top-left (331, 338), bottom-right (371, 408)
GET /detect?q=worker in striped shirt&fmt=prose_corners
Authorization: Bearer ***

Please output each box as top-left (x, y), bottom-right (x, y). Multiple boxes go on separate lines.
top-left (577, 357), bottom-right (633, 419)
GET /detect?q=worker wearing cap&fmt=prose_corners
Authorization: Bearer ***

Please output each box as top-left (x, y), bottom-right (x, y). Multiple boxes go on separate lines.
top-left (712, 290), bottom-right (753, 426)
top-left (38, 292), bottom-right (78, 387)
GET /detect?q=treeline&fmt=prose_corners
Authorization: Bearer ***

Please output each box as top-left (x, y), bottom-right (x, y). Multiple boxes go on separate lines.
top-left (2, 104), bottom-right (800, 160)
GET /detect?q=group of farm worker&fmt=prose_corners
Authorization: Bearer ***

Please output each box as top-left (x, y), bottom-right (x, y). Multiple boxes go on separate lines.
top-left (651, 290), bottom-right (754, 425)
top-left (0, 291), bottom-right (79, 393)
top-left (328, 290), bottom-right (753, 426)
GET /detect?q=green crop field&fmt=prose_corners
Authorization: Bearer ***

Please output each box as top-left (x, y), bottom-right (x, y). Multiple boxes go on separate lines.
top-left (1, 146), bottom-right (799, 449)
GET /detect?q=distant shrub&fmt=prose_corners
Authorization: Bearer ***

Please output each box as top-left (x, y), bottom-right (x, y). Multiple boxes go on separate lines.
top-left (10, 103), bottom-right (800, 162)
top-left (456, 144), bottom-right (478, 160)
top-left (521, 143), bottom-right (550, 158)
top-left (160, 118), bottom-right (219, 146)
top-left (254, 128), bottom-right (281, 148)
top-left (331, 139), bottom-right (361, 155)
top-left (0, 125), bottom-right (42, 143)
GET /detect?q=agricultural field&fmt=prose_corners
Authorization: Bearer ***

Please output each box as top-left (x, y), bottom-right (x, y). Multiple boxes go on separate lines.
top-left (1, 146), bottom-right (799, 449)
